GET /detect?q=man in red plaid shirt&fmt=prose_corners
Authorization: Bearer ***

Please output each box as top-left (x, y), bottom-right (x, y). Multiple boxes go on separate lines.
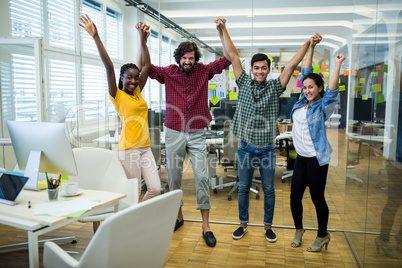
top-left (149, 41), bottom-right (231, 247)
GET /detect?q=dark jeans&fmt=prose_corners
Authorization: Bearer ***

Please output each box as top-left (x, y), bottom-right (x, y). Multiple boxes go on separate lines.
top-left (290, 155), bottom-right (329, 237)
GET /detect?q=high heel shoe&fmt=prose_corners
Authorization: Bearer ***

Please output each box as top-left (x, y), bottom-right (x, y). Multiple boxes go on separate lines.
top-left (307, 233), bottom-right (331, 252)
top-left (291, 229), bottom-right (305, 247)
top-left (375, 236), bottom-right (398, 258)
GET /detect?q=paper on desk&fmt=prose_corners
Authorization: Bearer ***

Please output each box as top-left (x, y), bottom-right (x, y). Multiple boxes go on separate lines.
top-left (34, 198), bottom-right (100, 217)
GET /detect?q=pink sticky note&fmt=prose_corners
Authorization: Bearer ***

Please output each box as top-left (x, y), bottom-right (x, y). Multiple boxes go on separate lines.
top-left (296, 79), bottom-right (301, 88)
top-left (378, 77), bottom-right (384, 84)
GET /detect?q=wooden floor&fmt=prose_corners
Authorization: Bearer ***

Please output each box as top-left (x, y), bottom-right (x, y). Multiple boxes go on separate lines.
top-left (1, 129), bottom-right (401, 267)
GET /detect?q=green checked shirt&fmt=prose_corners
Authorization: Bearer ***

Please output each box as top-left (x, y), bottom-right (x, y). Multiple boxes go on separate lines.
top-left (230, 70), bottom-right (285, 145)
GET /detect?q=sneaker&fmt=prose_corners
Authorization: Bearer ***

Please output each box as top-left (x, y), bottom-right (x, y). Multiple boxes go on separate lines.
top-left (264, 229), bottom-right (277, 242)
top-left (232, 226), bottom-right (248, 240)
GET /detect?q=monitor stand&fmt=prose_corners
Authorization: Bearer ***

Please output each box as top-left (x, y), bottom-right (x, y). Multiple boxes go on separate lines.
top-left (23, 150), bottom-right (41, 191)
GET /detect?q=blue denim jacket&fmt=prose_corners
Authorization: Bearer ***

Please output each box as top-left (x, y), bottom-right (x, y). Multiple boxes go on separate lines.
top-left (290, 67), bottom-right (339, 166)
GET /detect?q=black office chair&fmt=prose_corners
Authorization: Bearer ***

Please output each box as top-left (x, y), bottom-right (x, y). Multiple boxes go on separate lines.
top-left (216, 120), bottom-right (260, 201)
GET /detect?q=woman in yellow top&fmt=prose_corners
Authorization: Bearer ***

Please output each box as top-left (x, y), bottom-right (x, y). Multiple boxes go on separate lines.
top-left (79, 14), bottom-right (160, 201)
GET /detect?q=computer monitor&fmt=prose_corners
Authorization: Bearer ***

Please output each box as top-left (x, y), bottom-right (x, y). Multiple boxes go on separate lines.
top-left (6, 121), bottom-right (78, 190)
top-left (213, 108), bottom-right (227, 131)
top-left (220, 98), bottom-right (237, 120)
top-left (278, 97), bottom-right (298, 121)
top-left (375, 101), bottom-right (386, 120)
top-left (290, 93), bottom-right (301, 100)
top-left (353, 98), bottom-right (373, 124)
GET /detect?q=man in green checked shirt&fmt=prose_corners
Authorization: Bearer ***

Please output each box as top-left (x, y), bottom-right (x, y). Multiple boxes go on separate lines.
top-left (215, 16), bottom-right (322, 242)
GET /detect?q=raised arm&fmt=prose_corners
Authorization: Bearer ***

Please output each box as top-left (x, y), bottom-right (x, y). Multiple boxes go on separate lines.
top-left (304, 35), bottom-right (321, 68)
top-left (136, 24), bottom-right (150, 72)
top-left (328, 54), bottom-right (346, 91)
top-left (215, 16), bottom-right (243, 80)
top-left (136, 22), bottom-right (151, 91)
top-left (79, 14), bottom-right (117, 98)
top-left (280, 33), bottom-right (322, 89)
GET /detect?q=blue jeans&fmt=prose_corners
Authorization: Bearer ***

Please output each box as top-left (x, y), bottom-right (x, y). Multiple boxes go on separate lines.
top-left (237, 141), bottom-right (276, 225)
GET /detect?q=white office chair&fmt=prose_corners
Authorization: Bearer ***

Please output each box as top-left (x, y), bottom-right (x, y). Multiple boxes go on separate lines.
top-left (68, 147), bottom-right (139, 232)
top-left (43, 189), bottom-right (183, 268)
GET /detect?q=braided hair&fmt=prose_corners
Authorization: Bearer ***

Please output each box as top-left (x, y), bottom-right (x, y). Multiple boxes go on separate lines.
top-left (118, 63), bottom-right (140, 90)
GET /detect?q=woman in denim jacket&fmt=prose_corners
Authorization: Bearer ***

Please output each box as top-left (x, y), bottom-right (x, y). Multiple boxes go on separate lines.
top-left (289, 37), bottom-right (345, 252)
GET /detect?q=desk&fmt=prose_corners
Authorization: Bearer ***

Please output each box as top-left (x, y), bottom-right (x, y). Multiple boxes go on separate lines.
top-left (0, 189), bottom-right (126, 268)
top-left (94, 132), bottom-right (224, 148)
top-left (0, 138), bottom-right (12, 146)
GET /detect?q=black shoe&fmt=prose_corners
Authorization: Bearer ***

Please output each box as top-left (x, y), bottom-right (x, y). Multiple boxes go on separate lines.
top-left (203, 231), bottom-right (216, 247)
top-left (174, 219), bottom-right (184, 231)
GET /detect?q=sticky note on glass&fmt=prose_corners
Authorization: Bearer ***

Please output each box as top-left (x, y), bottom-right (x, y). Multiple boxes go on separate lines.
top-left (324, 84), bottom-right (327, 91)
top-left (296, 79), bottom-right (301, 88)
top-left (293, 70), bottom-right (299, 76)
top-left (354, 86), bottom-right (362, 91)
top-left (230, 71), bottom-right (235, 79)
top-left (321, 66), bottom-right (327, 71)
top-left (343, 70), bottom-right (350, 76)
top-left (382, 64), bottom-right (388, 73)
top-left (362, 94), bottom-right (368, 100)
top-left (323, 72), bottom-right (329, 77)
top-left (376, 94), bottom-right (385, 103)
top-left (313, 65), bottom-right (321, 73)
top-left (352, 70), bottom-right (358, 76)
top-left (372, 72), bottom-right (378, 77)
top-left (371, 83), bottom-right (381, 92)
top-left (375, 65), bottom-right (382, 71)
top-left (360, 78), bottom-right (365, 84)
top-left (267, 54), bottom-right (273, 63)
top-left (339, 79), bottom-right (341, 83)
top-left (229, 92), bottom-right (237, 100)
top-left (210, 95), bottom-right (220, 106)
top-left (339, 85), bottom-right (346, 91)
top-left (208, 84), bottom-right (216, 90)
top-left (378, 77), bottom-right (384, 84)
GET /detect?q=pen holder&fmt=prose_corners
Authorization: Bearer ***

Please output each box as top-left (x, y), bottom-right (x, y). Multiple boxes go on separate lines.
top-left (48, 188), bottom-right (59, 201)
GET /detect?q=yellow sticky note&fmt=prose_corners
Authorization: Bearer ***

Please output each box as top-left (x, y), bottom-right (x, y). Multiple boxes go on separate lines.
top-left (230, 71), bottom-right (235, 79)
top-left (372, 72), bottom-right (378, 77)
top-left (210, 96), bottom-right (219, 106)
top-left (339, 85), bottom-right (346, 91)
top-left (324, 84), bottom-right (327, 91)
top-left (208, 83), bottom-right (216, 90)
top-left (313, 65), bottom-right (321, 73)
top-left (61, 174), bottom-right (69, 181)
top-left (229, 92), bottom-right (237, 100)
top-left (382, 64), bottom-right (388, 73)
top-left (339, 79), bottom-right (341, 83)
top-left (354, 86), bottom-right (362, 91)
top-left (360, 78), bottom-right (365, 84)
top-left (323, 72), bottom-right (329, 77)
top-left (362, 94), bottom-right (368, 100)
top-left (371, 83), bottom-right (381, 92)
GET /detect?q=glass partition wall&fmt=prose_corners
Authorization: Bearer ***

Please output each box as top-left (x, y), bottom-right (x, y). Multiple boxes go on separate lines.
top-left (0, 1), bottom-right (401, 266)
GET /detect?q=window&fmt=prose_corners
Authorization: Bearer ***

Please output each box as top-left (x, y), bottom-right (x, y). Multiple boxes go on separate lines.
top-left (81, 63), bottom-right (108, 119)
top-left (106, 8), bottom-right (122, 60)
top-left (146, 29), bottom-right (160, 110)
top-left (10, 0), bottom-right (42, 37)
top-left (12, 53), bottom-right (37, 121)
top-left (47, 0), bottom-right (75, 50)
top-left (80, 0), bottom-right (103, 55)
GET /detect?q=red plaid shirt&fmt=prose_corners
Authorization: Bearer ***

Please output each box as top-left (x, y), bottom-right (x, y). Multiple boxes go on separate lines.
top-left (149, 56), bottom-right (231, 132)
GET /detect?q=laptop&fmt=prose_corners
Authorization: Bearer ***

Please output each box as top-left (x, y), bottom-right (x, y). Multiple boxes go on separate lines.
top-left (0, 173), bottom-right (29, 205)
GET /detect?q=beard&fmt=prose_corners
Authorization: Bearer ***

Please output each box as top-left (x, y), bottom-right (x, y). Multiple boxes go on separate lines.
top-left (180, 63), bottom-right (194, 73)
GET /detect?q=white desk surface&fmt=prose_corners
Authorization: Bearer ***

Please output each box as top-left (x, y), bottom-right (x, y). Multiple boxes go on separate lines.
top-left (275, 131), bottom-right (293, 141)
top-left (347, 133), bottom-right (391, 144)
top-left (0, 138), bottom-right (12, 146)
top-left (94, 131), bottom-right (224, 146)
top-left (0, 189), bottom-right (126, 268)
